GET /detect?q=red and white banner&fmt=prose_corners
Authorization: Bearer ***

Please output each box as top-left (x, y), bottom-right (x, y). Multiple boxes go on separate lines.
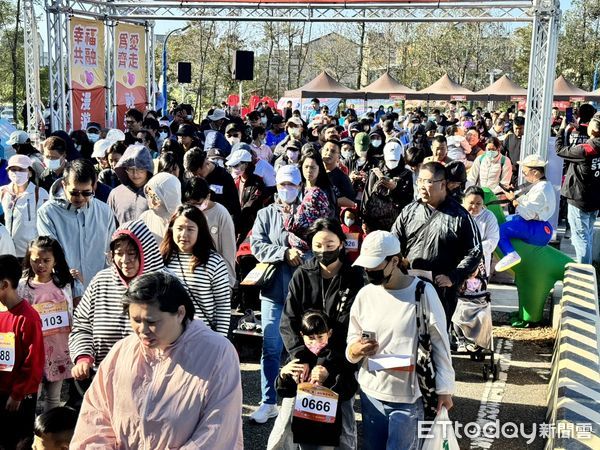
top-left (70, 17), bottom-right (106, 131)
top-left (115, 23), bottom-right (147, 129)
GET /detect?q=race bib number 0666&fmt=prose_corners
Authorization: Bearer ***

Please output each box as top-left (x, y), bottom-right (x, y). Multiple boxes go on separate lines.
top-left (293, 382), bottom-right (339, 423)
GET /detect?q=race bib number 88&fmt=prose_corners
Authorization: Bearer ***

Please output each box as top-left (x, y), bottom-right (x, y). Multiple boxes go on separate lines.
top-left (293, 382), bottom-right (339, 423)
top-left (0, 332), bottom-right (15, 372)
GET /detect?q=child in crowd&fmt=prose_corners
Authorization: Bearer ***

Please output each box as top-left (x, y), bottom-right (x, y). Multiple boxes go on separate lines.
top-left (340, 207), bottom-right (363, 264)
top-left (268, 310), bottom-right (347, 449)
top-left (0, 254), bottom-right (45, 450)
top-left (32, 406), bottom-right (78, 450)
top-left (19, 237), bottom-right (78, 412)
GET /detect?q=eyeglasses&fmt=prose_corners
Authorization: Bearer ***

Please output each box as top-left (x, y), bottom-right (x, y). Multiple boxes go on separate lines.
top-left (126, 167), bottom-right (145, 175)
top-left (69, 190), bottom-right (94, 198)
top-left (416, 178), bottom-right (444, 187)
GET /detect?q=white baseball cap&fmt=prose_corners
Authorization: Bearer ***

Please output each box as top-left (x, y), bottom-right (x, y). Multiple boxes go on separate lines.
top-left (207, 109), bottom-right (226, 121)
top-left (105, 128), bottom-right (126, 143)
top-left (275, 164), bottom-right (301, 186)
top-left (518, 153), bottom-right (547, 168)
top-left (7, 154), bottom-right (33, 169)
top-left (226, 149), bottom-right (252, 167)
top-left (6, 131), bottom-right (29, 146)
top-left (353, 230), bottom-right (401, 269)
top-left (91, 139), bottom-right (113, 158)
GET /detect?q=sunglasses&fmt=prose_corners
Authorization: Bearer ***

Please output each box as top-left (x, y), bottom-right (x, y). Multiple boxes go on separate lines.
top-left (69, 190), bottom-right (94, 198)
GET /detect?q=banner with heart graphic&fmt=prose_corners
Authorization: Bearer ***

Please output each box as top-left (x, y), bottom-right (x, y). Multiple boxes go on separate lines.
top-left (69, 17), bottom-right (106, 131)
top-left (115, 23), bottom-right (148, 129)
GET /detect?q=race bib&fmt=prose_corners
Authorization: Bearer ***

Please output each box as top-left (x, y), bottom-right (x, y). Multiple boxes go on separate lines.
top-left (33, 301), bottom-right (70, 336)
top-left (209, 184), bottom-right (224, 195)
top-left (0, 332), bottom-right (15, 372)
top-left (293, 382), bottom-right (339, 424)
top-left (345, 233), bottom-right (359, 251)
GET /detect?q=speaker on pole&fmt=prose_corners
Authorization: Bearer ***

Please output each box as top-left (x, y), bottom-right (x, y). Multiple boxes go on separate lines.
top-left (233, 51), bottom-right (254, 81)
top-left (177, 62), bottom-right (192, 83)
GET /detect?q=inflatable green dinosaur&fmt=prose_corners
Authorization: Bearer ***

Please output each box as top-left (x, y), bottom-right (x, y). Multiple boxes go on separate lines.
top-left (483, 188), bottom-right (572, 326)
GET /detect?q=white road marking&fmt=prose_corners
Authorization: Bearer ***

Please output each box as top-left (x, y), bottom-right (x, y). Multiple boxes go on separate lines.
top-left (469, 338), bottom-right (514, 449)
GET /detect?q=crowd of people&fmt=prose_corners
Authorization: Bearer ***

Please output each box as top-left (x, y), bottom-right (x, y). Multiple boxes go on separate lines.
top-left (0, 95), bottom-right (599, 450)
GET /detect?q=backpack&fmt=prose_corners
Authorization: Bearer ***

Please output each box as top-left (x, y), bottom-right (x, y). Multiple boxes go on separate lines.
top-left (362, 184), bottom-right (401, 232)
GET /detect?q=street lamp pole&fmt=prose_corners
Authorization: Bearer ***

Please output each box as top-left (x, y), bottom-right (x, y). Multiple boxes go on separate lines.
top-left (162, 25), bottom-right (190, 115)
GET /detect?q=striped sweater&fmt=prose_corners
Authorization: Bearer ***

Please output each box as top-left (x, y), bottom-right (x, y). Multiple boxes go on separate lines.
top-left (166, 251), bottom-right (231, 336)
top-left (68, 220), bottom-right (164, 366)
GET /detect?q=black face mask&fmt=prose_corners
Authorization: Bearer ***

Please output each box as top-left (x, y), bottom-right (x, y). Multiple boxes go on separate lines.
top-left (314, 247), bottom-right (341, 267)
top-left (366, 260), bottom-right (392, 285)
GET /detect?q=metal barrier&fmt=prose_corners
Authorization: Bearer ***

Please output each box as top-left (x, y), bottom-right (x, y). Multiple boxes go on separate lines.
top-left (546, 263), bottom-right (600, 449)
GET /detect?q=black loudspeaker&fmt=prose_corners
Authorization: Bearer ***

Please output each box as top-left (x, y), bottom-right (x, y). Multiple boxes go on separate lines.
top-left (177, 62), bottom-right (192, 83)
top-left (233, 50), bottom-right (254, 81)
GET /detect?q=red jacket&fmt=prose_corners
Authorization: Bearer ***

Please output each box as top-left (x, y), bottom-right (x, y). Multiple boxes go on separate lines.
top-left (0, 299), bottom-right (44, 401)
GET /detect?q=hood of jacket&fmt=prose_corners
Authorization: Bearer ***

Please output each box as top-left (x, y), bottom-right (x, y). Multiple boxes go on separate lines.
top-left (110, 219), bottom-right (164, 285)
top-left (47, 177), bottom-right (85, 211)
top-left (114, 144), bottom-right (154, 187)
top-left (144, 172), bottom-right (181, 219)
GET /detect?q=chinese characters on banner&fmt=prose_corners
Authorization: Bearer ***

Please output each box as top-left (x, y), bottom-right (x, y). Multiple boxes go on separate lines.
top-left (115, 23), bottom-right (147, 129)
top-left (69, 17), bottom-right (106, 131)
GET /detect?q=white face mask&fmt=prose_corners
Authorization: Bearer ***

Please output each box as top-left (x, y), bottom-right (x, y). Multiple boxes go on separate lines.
top-left (75, 144), bottom-right (82, 151)
top-left (159, 132), bottom-right (168, 141)
top-left (261, 116), bottom-right (268, 125)
top-left (289, 128), bottom-right (301, 139)
top-left (344, 217), bottom-right (355, 227)
top-left (384, 143), bottom-right (402, 170)
top-left (9, 170), bottom-right (29, 186)
top-left (186, 114), bottom-right (193, 121)
top-left (87, 133), bottom-right (99, 143)
top-left (227, 136), bottom-right (241, 145)
top-left (341, 151), bottom-right (353, 160)
top-left (45, 157), bottom-right (62, 171)
top-left (371, 139), bottom-right (382, 148)
top-left (278, 186), bottom-right (299, 204)
top-left (286, 150), bottom-right (299, 162)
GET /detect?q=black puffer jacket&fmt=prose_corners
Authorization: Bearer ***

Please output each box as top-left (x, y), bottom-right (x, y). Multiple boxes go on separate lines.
top-left (556, 134), bottom-right (600, 212)
top-left (391, 197), bottom-right (482, 286)
top-left (279, 257), bottom-right (364, 401)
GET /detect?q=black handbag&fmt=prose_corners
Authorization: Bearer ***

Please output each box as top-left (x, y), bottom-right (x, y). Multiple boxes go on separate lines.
top-left (415, 280), bottom-right (439, 420)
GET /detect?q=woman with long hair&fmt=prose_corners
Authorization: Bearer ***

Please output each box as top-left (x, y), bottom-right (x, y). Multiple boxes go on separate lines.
top-left (160, 205), bottom-right (231, 336)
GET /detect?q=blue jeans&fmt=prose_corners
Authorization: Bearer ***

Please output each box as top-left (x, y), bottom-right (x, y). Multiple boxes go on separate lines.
top-left (261, 298), bottom-right (284, 405)
top-left (567, 204), bottom-right (599, 264)
top-left (360, 391), bottom-right (424, 450)
top-left (498, 215), bottom-right (552, 255)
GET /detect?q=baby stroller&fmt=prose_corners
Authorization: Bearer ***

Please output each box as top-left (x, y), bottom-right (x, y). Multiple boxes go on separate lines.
top-left (451, 265), bottom-right (498, 381)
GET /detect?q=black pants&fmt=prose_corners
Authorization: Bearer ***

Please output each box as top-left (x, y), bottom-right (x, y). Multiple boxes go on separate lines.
top-left (433, 285), bottom-right (458, 331)
top-left (0, 393), bottom-right (37, 450)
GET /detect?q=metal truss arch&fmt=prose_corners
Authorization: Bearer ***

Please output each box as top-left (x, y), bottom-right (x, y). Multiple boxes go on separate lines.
top-left (28, 0), bottom-right (559, 160)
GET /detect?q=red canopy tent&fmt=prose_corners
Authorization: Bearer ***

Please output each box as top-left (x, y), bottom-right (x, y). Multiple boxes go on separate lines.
top-left (553, 75), bottom-right (593, 102)
top-left (360, 72), bottom-right (417, 100)
top-left (417, 74), bottom-right (474, 101)
top-left (283, 71), bottom-right (358, 99)
top-left (473, 75), bottom-right (527, 101)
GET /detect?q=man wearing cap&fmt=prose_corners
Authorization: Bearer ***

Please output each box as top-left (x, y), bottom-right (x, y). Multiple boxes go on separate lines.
top-left (266, 115), bottom-right (287, 149)
top-left (38, 159), bottom-right (115, 290)
top-left (556, 116), bottom-right (600, 264)
top-left (232, 142), bottom-right (276, 191)
top-left (225, 123), bottom-right (244, 147)
top-left (391, 161), bottom-right (482, 327)
top-left (207, 109), bottom-right (228, 134)
top-left (0, 155), bottom-right (50, 259)
top-left (226, 147), bottom-right (269, 246)
top-left (250, 164), bottom-right (308, 424)
top-left (86, 122), bottom-right (102, 144)
top-left (496, 154), bottom-right (556, 272)
top-left (176, 124), bottom-right (200, 153)
top-left (273, 117), bottom-right (305, 159)
top-left (347, 230), bottom-right (454, 448)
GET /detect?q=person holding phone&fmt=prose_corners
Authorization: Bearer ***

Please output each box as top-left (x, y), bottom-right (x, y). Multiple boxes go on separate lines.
top-left (347, 231), bottom-right (454, 450)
